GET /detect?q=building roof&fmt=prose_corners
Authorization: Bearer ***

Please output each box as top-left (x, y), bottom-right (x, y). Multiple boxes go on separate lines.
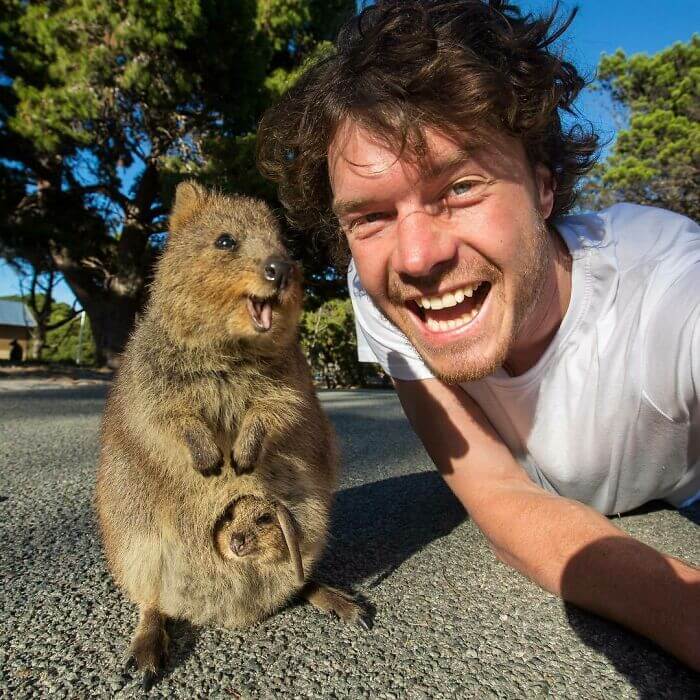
top-left (0, 300), bottom-right (37, 328)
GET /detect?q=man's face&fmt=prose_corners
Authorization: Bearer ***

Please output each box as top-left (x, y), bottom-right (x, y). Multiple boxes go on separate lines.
top-left (328, 122), bottom-right (556, 383)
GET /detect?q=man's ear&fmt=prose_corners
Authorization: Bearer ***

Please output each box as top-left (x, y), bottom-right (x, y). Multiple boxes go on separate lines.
top-left (534, 164), bottom-right (555, 220)
top-left (170, 180), bottom-right (206, 232)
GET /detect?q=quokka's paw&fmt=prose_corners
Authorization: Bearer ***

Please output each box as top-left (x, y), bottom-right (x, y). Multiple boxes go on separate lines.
top-left (183, 430), bottom-right (223, 475)
top-left (304, 582), bottom-right (374, 630)
top-left (231, 422), bottom-right (264, 475)
top-left (127, 617), bottom-right (169, 690)
top-left (124, 655), bottom-right (162, 692)
top-left (230, 447), bottom-right (255, 476)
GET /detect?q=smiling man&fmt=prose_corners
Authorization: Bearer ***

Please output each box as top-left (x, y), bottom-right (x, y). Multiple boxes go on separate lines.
top-left (258, 0), bottom-right (699, 669)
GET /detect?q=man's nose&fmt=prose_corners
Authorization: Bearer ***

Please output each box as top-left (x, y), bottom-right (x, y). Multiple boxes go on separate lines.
top-left (392, 212), bottom-right (457, 278)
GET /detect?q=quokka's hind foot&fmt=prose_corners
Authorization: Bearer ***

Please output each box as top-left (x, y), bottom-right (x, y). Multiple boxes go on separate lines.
top-left (127, 606), bottom-right (169, 690)
top-left (302, 581), bottom-right (374, 630)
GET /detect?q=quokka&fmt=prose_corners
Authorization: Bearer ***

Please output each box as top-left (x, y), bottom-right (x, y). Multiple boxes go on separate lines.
top-left (96, 182), bottom-right (369, 684)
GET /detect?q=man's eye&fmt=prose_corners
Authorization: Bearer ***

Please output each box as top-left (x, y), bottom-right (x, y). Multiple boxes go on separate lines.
top-left (449, 180), bottom-right (477, 197)
top-left (346, 212), bottom-right (387, 231)
top-left (353, 212), bottom-right (385, 226)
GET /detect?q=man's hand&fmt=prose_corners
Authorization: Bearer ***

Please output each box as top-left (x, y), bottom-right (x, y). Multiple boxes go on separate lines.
top-left (394, 377), bottom-right (700, 670)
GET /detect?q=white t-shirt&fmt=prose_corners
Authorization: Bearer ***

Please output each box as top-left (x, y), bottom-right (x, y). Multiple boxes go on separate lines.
top-left (348, 204), bottom-right (700, 515)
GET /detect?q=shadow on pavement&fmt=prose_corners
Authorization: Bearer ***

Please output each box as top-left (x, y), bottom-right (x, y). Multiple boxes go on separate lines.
top-left (616, 497), bottom-right (700, 526)
top-left (158, 618), bottom-right (201, 684)
top-left (562, 535), bottom-right (700, 697)
top-left (317, 470), bottom-right (467, 589)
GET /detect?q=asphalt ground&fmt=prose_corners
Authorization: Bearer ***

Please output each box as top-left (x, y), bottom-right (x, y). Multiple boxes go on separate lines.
top-left (1, 384), bottom-right (698, 699)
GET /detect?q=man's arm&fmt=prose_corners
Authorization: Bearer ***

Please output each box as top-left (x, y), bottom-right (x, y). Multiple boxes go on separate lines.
top-left (394, 377), bottom-right (700, 670)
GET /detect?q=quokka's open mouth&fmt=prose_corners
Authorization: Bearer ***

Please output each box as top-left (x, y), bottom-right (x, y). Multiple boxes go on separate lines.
top-left (247, 295), bottom-right (277, 332)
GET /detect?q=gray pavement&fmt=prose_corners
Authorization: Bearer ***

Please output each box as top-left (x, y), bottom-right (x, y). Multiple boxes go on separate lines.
top-left (1, 384), bottom-right (698, 699)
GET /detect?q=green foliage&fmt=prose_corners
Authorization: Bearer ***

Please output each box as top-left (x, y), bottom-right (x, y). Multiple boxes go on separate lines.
top-left (594, 36), bottom-right (699, 220)
top-left (5, 0), bottom-right (263, 152)
top-left (299, 298), bottom-right (386, 388)
top-left (42, 306), bottom-right (96, 364)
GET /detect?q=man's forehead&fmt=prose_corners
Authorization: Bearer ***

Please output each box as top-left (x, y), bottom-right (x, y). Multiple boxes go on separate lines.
top-left (328, 120), bottom-right (474, 173)
top-left (328, 120), bottom-right (528, 206)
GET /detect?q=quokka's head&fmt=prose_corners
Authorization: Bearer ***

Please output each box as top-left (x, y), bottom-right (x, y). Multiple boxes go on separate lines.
top-left (151, 181), bottom-right (303, 350)
top-left (214, 495), bottom-right (305, 584)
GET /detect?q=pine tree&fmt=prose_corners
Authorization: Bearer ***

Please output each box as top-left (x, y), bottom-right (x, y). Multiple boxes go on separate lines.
top-left (592, 36), bottom-right (699, 220)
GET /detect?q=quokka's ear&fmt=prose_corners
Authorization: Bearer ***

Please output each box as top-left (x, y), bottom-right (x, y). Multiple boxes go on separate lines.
top-left (170, 180), bottom-right (206, 232)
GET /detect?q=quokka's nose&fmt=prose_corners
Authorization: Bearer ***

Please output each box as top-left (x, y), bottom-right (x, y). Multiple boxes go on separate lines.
top-left (231, 534), bottom-right (247, 555)
top-left (263, 257), bottom-right (292, 291)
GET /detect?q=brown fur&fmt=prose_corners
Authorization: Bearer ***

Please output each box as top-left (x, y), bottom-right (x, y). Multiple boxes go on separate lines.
top-left (95, 183), bottom-right (366, 679)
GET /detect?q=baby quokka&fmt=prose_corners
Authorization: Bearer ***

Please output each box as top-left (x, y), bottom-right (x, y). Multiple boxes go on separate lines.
top-left (96, 182), bottom-right (369, 686)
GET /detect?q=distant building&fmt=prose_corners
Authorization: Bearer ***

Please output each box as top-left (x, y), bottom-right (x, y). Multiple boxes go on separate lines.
top-left (0, 300), bottom-right (36, 360)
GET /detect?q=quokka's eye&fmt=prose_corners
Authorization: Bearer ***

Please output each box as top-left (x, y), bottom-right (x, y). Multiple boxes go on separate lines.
top-left (214, 233), bottom-right (237, 250)
top-left (256, 514), bottom-right (274, 526)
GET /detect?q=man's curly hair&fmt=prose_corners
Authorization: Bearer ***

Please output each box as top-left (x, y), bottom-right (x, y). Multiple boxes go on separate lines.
top-left (257, 0), bottom-right (599, 250)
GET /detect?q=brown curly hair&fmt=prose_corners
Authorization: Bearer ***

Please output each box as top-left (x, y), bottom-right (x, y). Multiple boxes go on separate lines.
top-left (257, 0), bottom-right (599, 251)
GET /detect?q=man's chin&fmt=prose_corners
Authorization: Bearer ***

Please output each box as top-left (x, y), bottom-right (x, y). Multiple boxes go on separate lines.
top-left (409, 335), bottom-right (504, 384)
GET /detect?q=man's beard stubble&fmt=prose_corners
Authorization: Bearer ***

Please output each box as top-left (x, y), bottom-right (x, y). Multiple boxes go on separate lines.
top-left (378, 213), bottom-right (553, 385)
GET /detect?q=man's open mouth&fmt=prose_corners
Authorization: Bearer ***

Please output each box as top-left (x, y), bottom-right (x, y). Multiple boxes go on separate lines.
top-left (247, 295), bottom-right (277, 332)
top-left (409, 281), bottom-right (491, 333)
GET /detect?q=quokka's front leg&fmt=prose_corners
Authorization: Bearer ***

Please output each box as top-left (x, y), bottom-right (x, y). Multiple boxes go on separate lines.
top-left (302, 581), bottom-right (373, 630)
top-left (127, 604), bottom-right (169, 690)
top-left (231, 413), bottom-right (266, 475)
top-left (173, 417), bottom-right (223, 475)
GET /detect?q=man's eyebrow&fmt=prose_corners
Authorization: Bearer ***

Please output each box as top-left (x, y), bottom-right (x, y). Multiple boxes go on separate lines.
top-left (332, 197), bottom-right (377, 218)
top-left (422, 149), bottom-right (474, 179)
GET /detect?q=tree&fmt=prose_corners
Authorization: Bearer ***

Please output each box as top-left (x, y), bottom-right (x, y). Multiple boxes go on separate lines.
top-left (0, 0), bottom-right (354, 366)
top-left (4, 264), bottom-right (82, 359)
top-left (592, 36), bottom-right (699, 220)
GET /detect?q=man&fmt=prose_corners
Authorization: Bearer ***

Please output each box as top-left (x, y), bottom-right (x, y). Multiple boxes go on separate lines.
top-left (257, 0), bottom-right (699, 669)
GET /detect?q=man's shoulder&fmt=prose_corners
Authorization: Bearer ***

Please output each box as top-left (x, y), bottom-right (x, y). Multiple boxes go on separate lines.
top-left (562, 203), bottom-right (700, 270)
top-left (565, 202), bottom-right (696, 239)
top-left (603, 203), bottom-right (696, 240)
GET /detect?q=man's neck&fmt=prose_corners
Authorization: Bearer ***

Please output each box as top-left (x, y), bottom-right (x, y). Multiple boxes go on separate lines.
top-left (503, 229), bottom-right (572, 377)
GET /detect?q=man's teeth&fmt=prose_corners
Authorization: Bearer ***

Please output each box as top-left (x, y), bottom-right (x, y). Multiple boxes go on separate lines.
top-left (416, 283), bottom-right (480, 310)
top-left (425, 301), bottom-right (484, 332)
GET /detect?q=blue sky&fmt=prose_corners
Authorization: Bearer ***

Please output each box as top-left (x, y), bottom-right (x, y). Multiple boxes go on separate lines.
top-left (2, 0), bottom-right (698, 305)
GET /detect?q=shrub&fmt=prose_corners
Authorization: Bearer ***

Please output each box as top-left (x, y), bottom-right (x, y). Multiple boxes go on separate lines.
top-left (299, 298), bottom-right (387, 388)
